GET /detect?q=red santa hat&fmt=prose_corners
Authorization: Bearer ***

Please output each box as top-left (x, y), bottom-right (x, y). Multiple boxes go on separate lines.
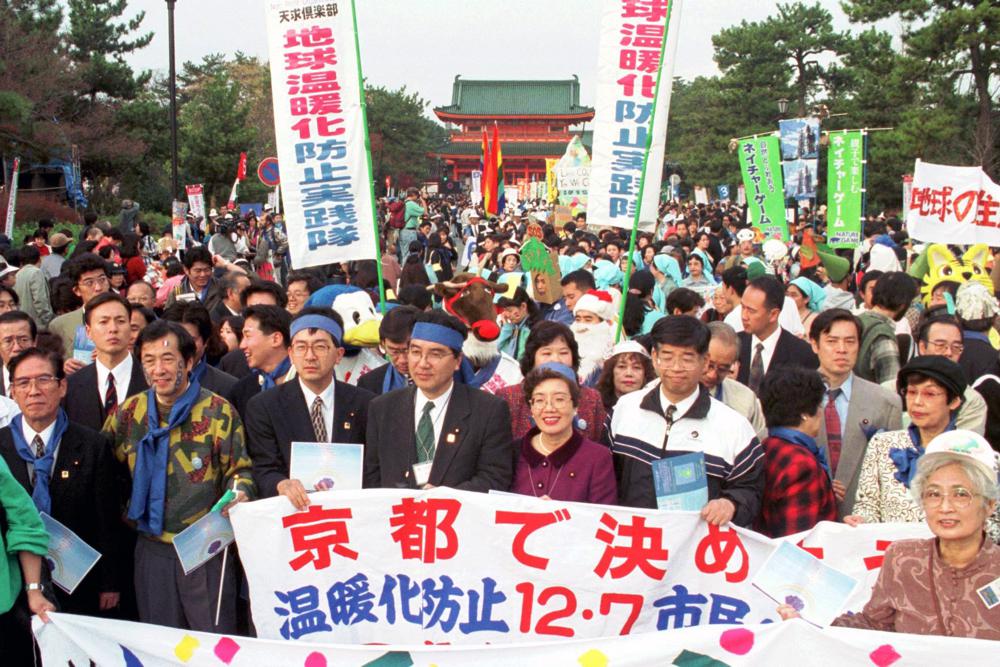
top-left (573, 289), bottom-right (616, 322)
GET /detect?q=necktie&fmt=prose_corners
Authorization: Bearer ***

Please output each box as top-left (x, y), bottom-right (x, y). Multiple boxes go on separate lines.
top-left (662, 405), bottom-right (677, 449)
top-left (310, 397), bottom-right (328, 442)
top-left (31, 435), bottom-right (44, 486)
top-left (748, 342), bottom-right (765, 392)
top-left (825, 388), bottom-right (843, 475)
top-left (104, 374), bottom-right (118, 418)
top-left (416, 401), bottom-right (436, 462)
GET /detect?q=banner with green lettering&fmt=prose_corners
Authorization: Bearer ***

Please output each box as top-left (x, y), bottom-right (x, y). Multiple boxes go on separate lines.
top-left (826, 130), bottom-right (865, 248)
top-left (738, 136), bottom-right (788, 241)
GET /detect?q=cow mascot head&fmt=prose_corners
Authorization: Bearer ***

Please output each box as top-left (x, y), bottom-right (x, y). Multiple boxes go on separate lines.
top-left (306, 284), bottom-right (387, 385)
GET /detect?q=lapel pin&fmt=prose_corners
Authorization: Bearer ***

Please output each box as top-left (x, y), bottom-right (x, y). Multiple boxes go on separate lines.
top-left (343, 422), bottom-right (351, 430)
top-left (446, 432), bottom-right (457, 444)
top-left (61, 470), bottom-right (69, 479)
top-left (862, 419), bottom-right (870, 425)
top-left (191, 455), bottom-right (203, 471)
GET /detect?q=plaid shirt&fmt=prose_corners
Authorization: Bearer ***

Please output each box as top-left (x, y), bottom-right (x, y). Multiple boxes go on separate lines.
top-left (754, 434), bottom-right (837, 538)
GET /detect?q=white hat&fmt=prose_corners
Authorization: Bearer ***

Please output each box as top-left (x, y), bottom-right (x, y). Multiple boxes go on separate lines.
top-left (573, 289), bottom-right (616, 322)
top-left (736, 228), bottom-right (756, 243)
top-left (605, 339), bottom-right (650, 360)
top-left (924, 430), bottom-right (999, 480)
top-left (0, 264), bottom-right (17, 280)
top-left (209, 208), bottom-right (218, 217)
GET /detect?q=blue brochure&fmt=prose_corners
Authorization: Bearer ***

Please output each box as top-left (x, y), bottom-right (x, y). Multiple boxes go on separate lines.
top-left (752, 541), bottom-right (859, 626)
top-left (173, 510), bottom-right (234, 575)
top-left (652, 451), bottom-right (708, 511)
top-left (40, 513), bottom-right (101, 594)
top-left (289, 442), bottom-right (364, 492)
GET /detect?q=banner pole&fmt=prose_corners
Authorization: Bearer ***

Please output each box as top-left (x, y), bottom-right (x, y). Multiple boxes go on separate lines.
top-left (613, 0), bottom-right (676, 344)
top-left (860, 129), bottom-right (869, 222)
top-left (349, 0), bottom-right (387, 313)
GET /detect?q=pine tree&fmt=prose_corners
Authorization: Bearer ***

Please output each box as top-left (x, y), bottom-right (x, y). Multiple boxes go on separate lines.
top-left (65, 0), bottom-right (152, 102)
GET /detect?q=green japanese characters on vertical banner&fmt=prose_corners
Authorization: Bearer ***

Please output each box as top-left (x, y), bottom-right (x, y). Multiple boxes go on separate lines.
top-left (738, 136), bottom-right (788, 241)
top-left (826, 130), bottom-right (865, 249)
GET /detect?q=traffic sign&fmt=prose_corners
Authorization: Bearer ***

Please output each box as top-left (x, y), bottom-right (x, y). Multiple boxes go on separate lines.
top-left (257, 157), bottom-right (280, 187)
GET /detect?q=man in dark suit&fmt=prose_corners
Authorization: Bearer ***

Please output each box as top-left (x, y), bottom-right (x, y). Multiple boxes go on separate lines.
top-left (0, 310), bottom-right (37, 396)
top-left (358, 305), bottom-right (419, 395)
top-left (162, 301), bottom-right (237, 397)
top-left (364, 310), bottom-right (513, 491)
top-left (216, 280), bottom-right (287, 378)
top-left (246, 308), bottom-right (373, 508)
top-left (64, 292), bottom-right (148, 432)
top-left (0, 347), bottom-right (120, 615)
top-left (736, 275), bottom-right (818, 391)
top-left (227, 305), bottom-right (292, 419)
top-left (209, 271), bottom-right (251, 324)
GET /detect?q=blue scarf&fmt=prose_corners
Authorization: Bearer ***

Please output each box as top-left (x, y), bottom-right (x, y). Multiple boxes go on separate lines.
top-left (11, 410), bottom-right (69, 514)
top-left (382, 364), bottom-right (409, 394)
top-left (456, 355), bottom-right (502, 389)
top-left (889, 421), bottom-right (956, 488)
top-left (128, 381), bottom-right (202, 536)
top-left (964, 331), bottom-right (991, 344)
top-left (190, 357), bottom-right (209, 385)
top-left (254, 356), bottom-right (291, 391)
top-left (769, 426), bottom-right (831, 479)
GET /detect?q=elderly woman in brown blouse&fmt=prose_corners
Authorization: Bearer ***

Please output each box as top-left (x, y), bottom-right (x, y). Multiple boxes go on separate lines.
top-left (779, 430), bottom-right (1000, 639)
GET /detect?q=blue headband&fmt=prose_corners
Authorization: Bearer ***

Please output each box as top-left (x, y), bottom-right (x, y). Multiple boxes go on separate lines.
top-left (290, 314), bottom-right (343, 346)
top-left (536, 362), bottom-right (578, 385)
top-left (411, 322), bottom-right (465, 352)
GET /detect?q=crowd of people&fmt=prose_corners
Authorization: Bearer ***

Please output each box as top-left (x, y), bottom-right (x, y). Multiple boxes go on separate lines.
top-left (1, 187), bottom-right (1000, 659)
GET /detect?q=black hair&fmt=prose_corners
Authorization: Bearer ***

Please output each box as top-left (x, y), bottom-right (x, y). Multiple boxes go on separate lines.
top-left (162, 301), bottom-right (216, 345)
top-left (622, 271), bottom-right (656, 337)
top-left (65, 253), bottom-right (110, 286)
top-left (747, 276), bottom-right (784, 312)
top-left (859, 269), bottom-right (884, 295)
top-left (496, 286), bottom-right (539, 319)
top-left (665, 287), bottom-right (705, 315)
top-left (901, 371), bottom-right (961, 404)
top-left (379, 305), bottom-right (420, 343)
top-left (0, 310), bottom-right (37, 340)
top-left (240, 280), bottom-right (287, 309)
top-left (809, 308), bottom-right (862, 342)
top-left (561, 269), bottom-right (596, 291)
top-left (721, 266), bottom-right (748, 296)
top-left (0, 285), bottom-right (18, 307)
top-left (137, 320), bottom-right (197, 363)
top-left (522, 367), bottom-right (580, 408)
top-left (132, 306), bottom-right (157, 327)
top-left (871, 271), bottom-right (918, 316)
top-left (650, 315), bottom-right (710, 355)
top-left (84, 291), bottom-right (132, 325)
top-left (412, 309), bottom-right (467, 358)
top-left (520, 320), bottom-right (581, 375)
top-left (595, 349), bottom-right (656, 410)
top-left (760, 367), bottom-right (826, 429)
top-left (182, 246), bottom-right (213, 270)
top-left (292, 306), bottom-right (346, 343)
top-left (397, 284), bottom-right (433, 310)
top-left (8, 346), bottom-right (65, 381)
top-left (916, 315), bottom-right (962, 345)
top-left (286, 269), bottom-right (324, 295)
top-left (20, 245), bottom-right (40, 265)
top-left (244, 304), bottom-right (292, 347)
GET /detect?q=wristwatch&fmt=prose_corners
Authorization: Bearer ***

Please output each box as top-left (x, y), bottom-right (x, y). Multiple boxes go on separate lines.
top-left (24, 582), bottom-right (43, 592)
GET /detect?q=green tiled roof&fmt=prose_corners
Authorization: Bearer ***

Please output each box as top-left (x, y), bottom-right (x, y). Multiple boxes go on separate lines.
top-left (435, 137), bottom-right (592, 157)
top-left (434, 77), bottom-right (595, 117)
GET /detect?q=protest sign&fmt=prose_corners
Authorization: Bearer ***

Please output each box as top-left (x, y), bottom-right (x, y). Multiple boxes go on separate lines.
top-left (554, 136), bottom-right (591, 212)
top-left (289, 442), bottom-right (363, 491)
top-left (171, 199), bottom-right (188, 248)
top-left (471, 170), bottom-right (482, 205)
top-left (694, 186), bottom-right (708, 205)
top-left (826, 130), bottom-right (865, 248)
top-left (588, 0), bottom-right (684, 230)
top-left (35, 610), bottom-right (999, 667)
top-left (2, 156), bottom-right (20, 237)
top-left (172, 510), bottom-right (234, 576)
top-left (185, 184), bottom-right (206, 221)
top-left (908, 159), bottom-right (1000, 245)
top-left (738, 135), bottom-right (788, 241)
top-left (229, 487), bottom-right (929, 645)
top-left (545, 158), bottom-right (559, 204)
top-left (265, 0), bottom-right (378, 268)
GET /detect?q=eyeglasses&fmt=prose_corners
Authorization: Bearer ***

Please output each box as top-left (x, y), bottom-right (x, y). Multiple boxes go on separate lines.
top-left (656, 353), bottom-right (701, 370)
top-left (79, 275), bottom-right (109, 289)
top-left (921, 488), bottom-right (979, 509)
top-left (384, 344), bottom-right (409, 359)
top-left (408, 347), bottom-right (453, 364)
top-left (529, 394), bottom-right (573, 410)
top-left (11, 375), bottom-right (60, 391)
top-left (705, 361), bottom-right (733, 377)
top-left (927, 340), bottom-right (964, 355)
top-left (0, 335), bottom-right (32, 349)
top-left (290, 342), bottom-right (335, 357)
top-left (904, 388), bottom-right (948, 402)
top-left (287, 290), bottom-right (310, 301)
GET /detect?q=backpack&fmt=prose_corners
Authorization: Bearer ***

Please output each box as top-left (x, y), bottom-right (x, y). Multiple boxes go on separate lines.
top-left (388, 201), bottom-right (405, 229)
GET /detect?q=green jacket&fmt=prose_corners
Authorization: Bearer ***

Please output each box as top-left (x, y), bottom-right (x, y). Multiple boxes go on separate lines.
top-left (855, 310), bottom-right (896, 382)
top-left (0, 457), bottom-right (49, 613)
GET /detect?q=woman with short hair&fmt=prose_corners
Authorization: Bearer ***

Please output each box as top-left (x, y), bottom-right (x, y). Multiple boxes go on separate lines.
top-left (595, 340), bottom-right (656, 411)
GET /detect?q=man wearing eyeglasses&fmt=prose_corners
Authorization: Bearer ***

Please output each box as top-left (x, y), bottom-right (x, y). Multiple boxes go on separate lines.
top-left (358, 305), bottom-right (419, 395)
top-left (364, 310), bottom-right (513, 492)
top-left (246, 309), bottom-right (373, 509)
top-left (0, 347), bottom-right (120, 616)
top-left (48, 253), bottom-right (110, 372)
top-left (0, 311), bottom-right (36, 397)
top-left (703, 322), bottom-right (765, 440)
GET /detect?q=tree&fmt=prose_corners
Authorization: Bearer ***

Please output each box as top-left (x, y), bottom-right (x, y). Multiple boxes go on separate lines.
top-left (843, 0), bottom-right (1000, 178)
top-left (365, 85), bottom-right (449, 192)
top-left (65, 0), bottom-right (152, 102)
top-left (0, 0), bottom-right (62, 34)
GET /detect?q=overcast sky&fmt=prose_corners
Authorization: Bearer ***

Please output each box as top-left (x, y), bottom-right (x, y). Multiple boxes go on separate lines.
top-left (124, 0), bottom-right (899, 111)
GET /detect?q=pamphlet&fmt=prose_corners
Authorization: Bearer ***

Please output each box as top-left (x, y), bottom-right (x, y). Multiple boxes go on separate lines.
top-left (173, 510), bottom-right (234, 575)
top-left (289, 442), bottom-right (363, 492)
top-left (652, 451), bottom-right (708, 511)
top-left (752, 541), bottom-right (859, 626)
top-left (39, 513), bottom-right (101, 594)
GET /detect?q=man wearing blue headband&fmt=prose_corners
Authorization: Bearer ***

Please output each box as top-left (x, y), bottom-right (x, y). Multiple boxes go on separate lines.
top-left (246, 308), bottom-right (374, 510)
top-left (364, 310), bottom-right (513, 492)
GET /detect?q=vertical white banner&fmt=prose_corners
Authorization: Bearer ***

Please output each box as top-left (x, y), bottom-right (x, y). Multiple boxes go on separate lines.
top-left (265, 0), bottom-right (377, 268)
top-left (185, 184), bottom-right (205, 221)
top-left (471, 170), bottom-right (482, 205)
top-left (3, 157), bottom-right (20, 238)
top-left (588, 0), bottom-right (684, 230)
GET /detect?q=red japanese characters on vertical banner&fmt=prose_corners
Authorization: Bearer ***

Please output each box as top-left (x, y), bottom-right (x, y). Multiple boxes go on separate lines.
top-left (229, 489), bottom-right (933, 646)
top-left (908, 159), bottom-right (1000, 245)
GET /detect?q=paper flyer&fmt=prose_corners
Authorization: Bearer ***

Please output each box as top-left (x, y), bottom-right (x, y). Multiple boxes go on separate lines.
top-left (752, 540), bottom-right (859, 626)
top-left (172, 510), bottom-right (234, 575)
top-left (40, 513), bottom-right (101, 594)
top-left (652, 451), bottom-right (708, 511)
top-left (289, 442), bottom-right (363, 492)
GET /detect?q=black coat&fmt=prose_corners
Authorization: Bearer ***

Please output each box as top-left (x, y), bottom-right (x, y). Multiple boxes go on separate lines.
top-left (364, 383), bottom-right (513, 492)
top-left (357, 364), bottom-right (391, 395)
top-left (0, 422), bottom-right (120, 614)
top-left (245, 380), bottom-right (374, 498)
top-left (218, 348), bottom-right (251, 379)
top-left (736, 328), bottom-right (819, 385)
top-left (227, 372), bottom-right (264, 421)
top-left (200, 364), bottom-right (238, 398)
top-left (63, 360), bottom-right (148, 432)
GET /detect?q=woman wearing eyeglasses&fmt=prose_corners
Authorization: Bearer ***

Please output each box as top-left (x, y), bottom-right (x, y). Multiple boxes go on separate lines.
top-left (510, 364), bottom-right (617, 505)
top-left (780, 430), bottom-right (1000, 638)
top-left (846, 356), bottom-right (999, 541)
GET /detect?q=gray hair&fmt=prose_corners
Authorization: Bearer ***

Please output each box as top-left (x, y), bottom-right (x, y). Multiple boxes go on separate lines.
top-left (707, 321), bottom-right (739, 352)
top-left (910, 453), bottom-right (1000, 506)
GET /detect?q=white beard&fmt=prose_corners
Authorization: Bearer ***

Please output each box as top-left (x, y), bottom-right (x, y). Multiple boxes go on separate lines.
top-left (463, 335), bottom-right (499, 367)
top-left (570, 321), bottom-right (613, 381)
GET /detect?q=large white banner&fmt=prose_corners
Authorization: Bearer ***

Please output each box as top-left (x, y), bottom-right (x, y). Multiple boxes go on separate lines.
top-left (588, 0), bottom-right (684, 230)
top-left (35, 611), bottom-right (1000, 666)
top-left (228, 488), bottom-right (930, 645)
top-left (908, 159), bottom-right (1000, 244)
top-left (265, 0), bottom-right (378, 268)
top-left (3, 156), bottom-right (20, 237)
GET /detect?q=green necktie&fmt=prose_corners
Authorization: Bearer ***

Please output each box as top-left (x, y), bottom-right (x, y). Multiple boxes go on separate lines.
top-left (416, 400), bottom-right (436, 462)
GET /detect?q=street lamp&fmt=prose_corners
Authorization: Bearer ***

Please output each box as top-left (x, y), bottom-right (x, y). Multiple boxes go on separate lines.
top-left (167, 0), bottom-right (179, 200)
top-left (777, 98), bottom-right (789, 116)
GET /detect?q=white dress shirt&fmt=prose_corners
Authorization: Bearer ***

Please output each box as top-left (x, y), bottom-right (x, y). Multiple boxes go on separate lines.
top-left (659, 386), bottom-right (700, 423)
top-left (96, 354), bottom-right (134, 406)
top-left (0, 395), bottom-right (20, 428)
top-left (414, 382), bottom-right (454, 449)
top-left (2, 365), bottom-right (9, 397)
top-left (750, 326), bottom-right (782, 374)
top-left (23, 418), bottom-right (59, 484)
top-left (724, 296), bottom-right (805, 336)
top-left (299, 378), bottom-right (335, 441)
